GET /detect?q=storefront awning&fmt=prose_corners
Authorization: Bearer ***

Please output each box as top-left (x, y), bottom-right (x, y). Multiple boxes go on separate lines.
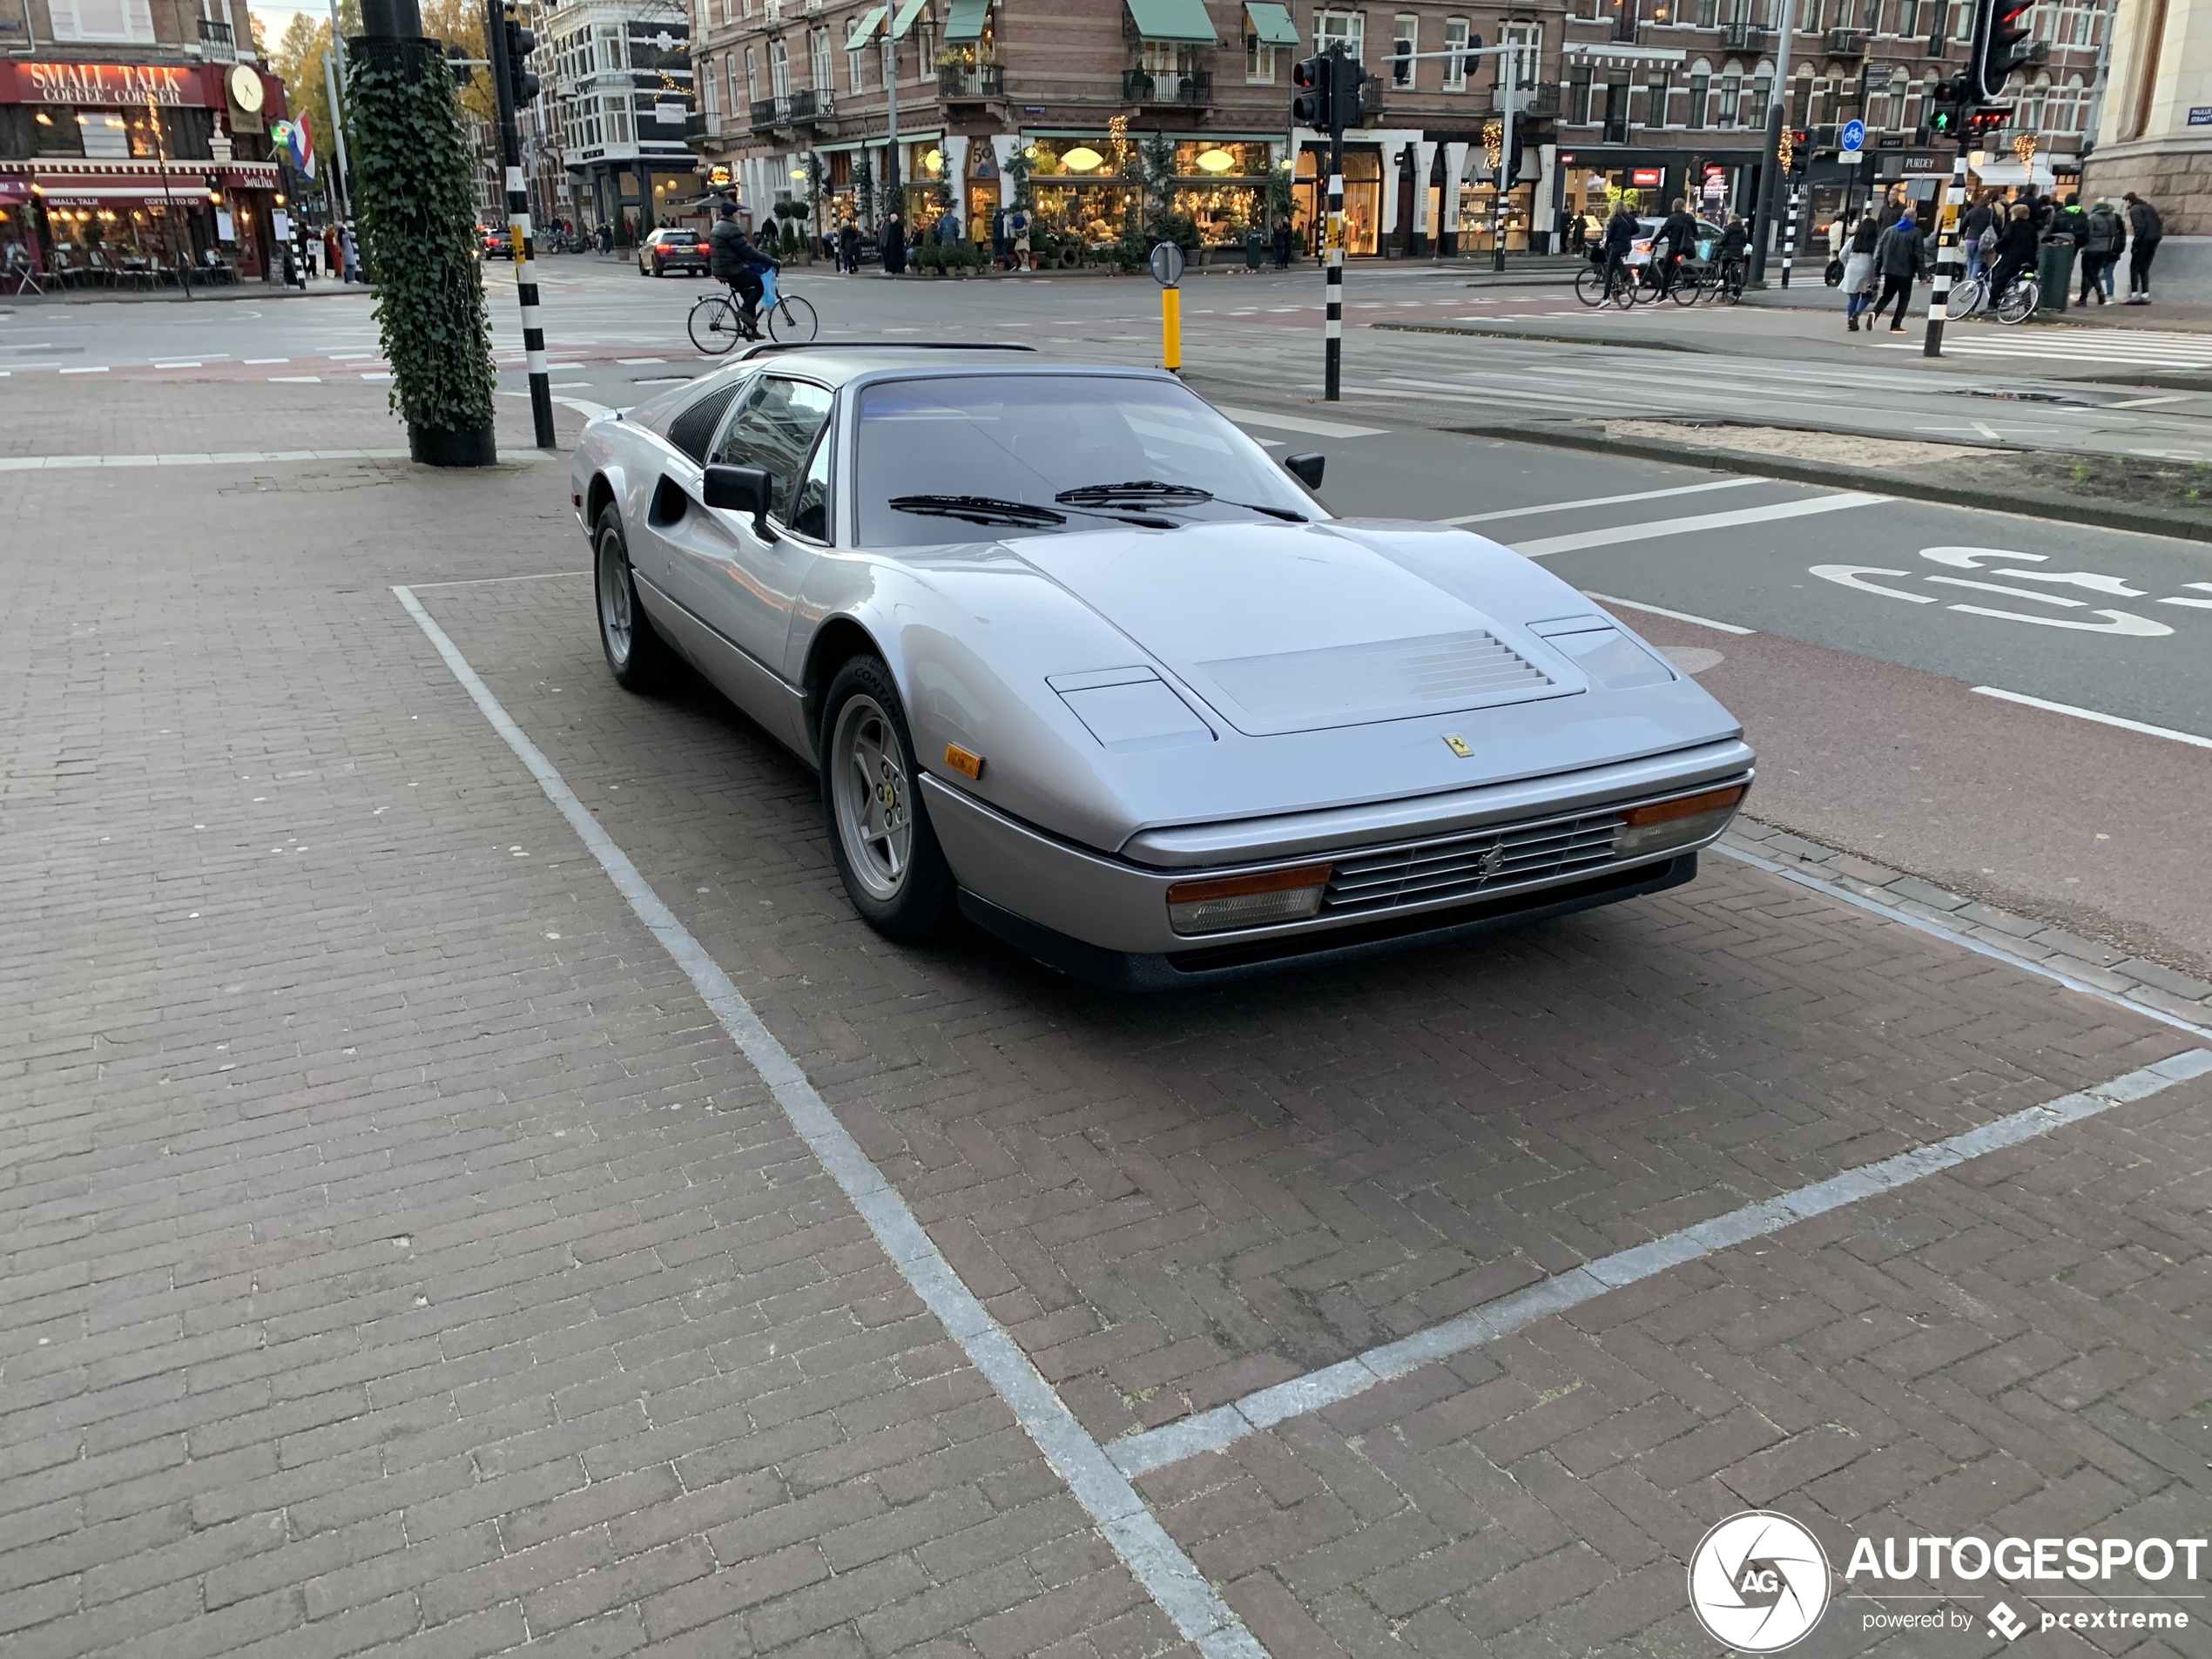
top-left (943, 0), bottom-right (988, 41)
top-left (1123, 0), bottom-right (1218, 44)
top-left (846, 4), bottom-right (887, 47)
top-left (1244, 2), bottom-right (1298, 46)
top-left (1966, 158), bottom-right (2055, 186)
top-left (34, 175), bottom-right (210, 202)
top-left (887, 0), bottom-right (929, 39)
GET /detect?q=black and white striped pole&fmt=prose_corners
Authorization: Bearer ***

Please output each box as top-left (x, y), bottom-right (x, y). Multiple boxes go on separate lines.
top-left (1923, 143), bottom-right (1970, 357)
top-left (1325, 136), bottom-right (1344, 400)
top-left (486, 0), bottom-right (555, 448)
top-left (1778, 176), bottom-right (1802, 287)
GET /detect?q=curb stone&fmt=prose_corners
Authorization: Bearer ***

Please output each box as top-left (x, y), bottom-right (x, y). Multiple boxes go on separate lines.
top-left (1723, 816), bottom-right (2212, 1026)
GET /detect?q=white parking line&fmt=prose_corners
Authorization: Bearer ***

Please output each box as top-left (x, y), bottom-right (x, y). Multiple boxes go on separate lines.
top-left (0, 449), bottom-right (409, 470)
top-left (1511, 491), bottom-right (1889, 558)
top-left (1971, 686), bottom-right (2212, 751)
top-left (1583, 590), bottom-right (1757, 634)
top-left (1213, 405), bottom-right (1387, 439)
top-left (1104, 1045), bottom-right (2212, 1478)
top-left (391, 587), bottom-right (1271, 1659)
top-left (1442, 476), bottom-right (1760, 525)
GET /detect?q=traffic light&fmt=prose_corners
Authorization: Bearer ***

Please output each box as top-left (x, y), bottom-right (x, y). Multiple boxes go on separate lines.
top-left (1965, 105), bottom-right (2013, 137)
top-left (1791, 128), bottom-right (1811, 169)
top-left (1329, 48), bottom-right (1365, 128)
top-left (1291, 55), bottom-right (1331, 130)
top-left (1925, 77), bottom-right (1963, 140)
top-left (1973, 0), bottom-right (2040, 102)
top-left (502, 9), bottom-right (540, 106)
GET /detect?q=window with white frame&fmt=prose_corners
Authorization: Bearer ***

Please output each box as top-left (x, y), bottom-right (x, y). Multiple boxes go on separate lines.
top-left (847, 38), bottom-right (867, 91)
top-left (1314, 9), bottom-right (1363, 60)
top-left (810, 26), bottom-right (832, 87)
top-left (1443, 17), bottom-right (1470, 88)
top-left (703, 63), bottom-right (718, 127)
top-left (47, 0), bottom-right (156, 44)
top-left (728, 54), bottom-right (742, 113)
top-left (1502, 21), bottom-right (1541, 90)
top-left (745, 45), bottom-right (759, 101)
top-left (1247, 34), bottom-right (1277, 81)
top-left (1686, 61), bottom-right (1709, 126)
top-left (1716, 67), bottom-right (1740, 125)
top-left (1391, 15), bottom-right (1417, 84)
top-left (769, 37), bottom-right (791, 96)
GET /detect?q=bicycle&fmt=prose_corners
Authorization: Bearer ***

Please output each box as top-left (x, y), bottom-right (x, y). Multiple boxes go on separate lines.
top-left (1992, 273), bottom-right (2039, 326)
top-left (1943, 273), bottom-right (1987, 320)
top-left (688, 265), bottom-right (820, 354)
top-left (1575, 256), bottom-right (1640, 308)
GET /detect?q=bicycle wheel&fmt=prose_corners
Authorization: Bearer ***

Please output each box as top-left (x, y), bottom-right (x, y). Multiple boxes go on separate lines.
top-left (1669, 267), bottom-right (1703, 305)
top-left (1946, 276), bottom-right (1985, 320)
top-left (1610, 268), bottom-right (1641, 307)
top-left (767, 293), bottom-right (819, 343)
top-left (688, 294), bottom-right (742, 354)
top-left (1575, 266), bottom-right (1608, 307)
top-left (1993, 280), bottom-right (2038, 326)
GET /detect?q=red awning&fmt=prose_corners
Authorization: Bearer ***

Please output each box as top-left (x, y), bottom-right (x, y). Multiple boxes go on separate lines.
top-left (33, 174), bottom-right (214, 204)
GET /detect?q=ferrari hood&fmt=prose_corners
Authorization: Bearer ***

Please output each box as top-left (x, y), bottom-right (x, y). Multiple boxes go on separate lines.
top-left (1014, 522), bottom-right (1584, 737)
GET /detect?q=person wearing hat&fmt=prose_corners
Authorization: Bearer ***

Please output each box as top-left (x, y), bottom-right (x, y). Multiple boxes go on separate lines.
top-left (708, 200), bottom-right (778, 334)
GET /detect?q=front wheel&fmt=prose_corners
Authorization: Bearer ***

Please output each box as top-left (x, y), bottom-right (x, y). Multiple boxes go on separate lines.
top-left (767, 293), bottom-right (819, 343)
top-left (819, 656), bottom-right (956, 942)
top-left (689, 293), bottom-right (742, 354)
top-left (1669, 269), bottom-right (1703, 305)
top-left (1574, 265), bottom-right (1608, 307)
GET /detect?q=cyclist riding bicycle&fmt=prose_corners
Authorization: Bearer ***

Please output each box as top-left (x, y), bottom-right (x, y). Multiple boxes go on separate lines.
top-left (1716, 212), bottom-right (1750, 294)
top-left (1653, 198), bottom-right (1701, 296)
top-left (707, 200), bottom-right (780, 338)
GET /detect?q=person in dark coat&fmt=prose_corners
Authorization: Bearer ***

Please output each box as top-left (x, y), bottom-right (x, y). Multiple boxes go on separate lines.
top-left (1595, 202), bottom-right (1636, 307)
top-left (837, 219), bottom-right (860, 273)
top-left (1960, 191), bottom-right (1995, 280)
top-left (880, 212), bottom-right (907, 274)
top-left (707, 202), bottom-right (777, 331)
top-left (1653, 198), bottom-right (1700, 295)
top-left (2122, 192), bottom-right (2162, 302)
top-left (1987, 201), bottom-right (2039, 305)
top-left (1864, 209), bottom-right (1925, 331)
top-left (1271, 216), bottom-right (1292, 268)
top-left (2077, 199), bottom-right (2122, 305)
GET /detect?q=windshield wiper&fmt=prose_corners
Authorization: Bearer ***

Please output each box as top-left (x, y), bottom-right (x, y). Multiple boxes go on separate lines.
top-left (888, 494), bottom-right (1067, 528)
top-left (1054, 479), bottom-right (1214, 506)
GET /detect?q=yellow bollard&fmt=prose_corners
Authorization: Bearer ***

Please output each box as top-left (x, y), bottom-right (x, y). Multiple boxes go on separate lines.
top-left (1162, 283), bottom-right (1181, 373)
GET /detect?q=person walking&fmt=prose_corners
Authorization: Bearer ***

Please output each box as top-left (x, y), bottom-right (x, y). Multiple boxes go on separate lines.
top-left (837, 219), bottom-right (860, 273)
top-left (1595, 199), bottom-right (1636, 307)
top-left (1011, 207), bottom-right (1033, 271)
top-left (1865, 208), bottom-right (1925, 331)
top-left (1841, 212), bottom-right (1878, 330)
top-left (340, 222), bottom-right (359, 283)
top-left (1271, 215), bottom-right (1292, 269)
top-left (1986, 200), bottom-right (2038, 305)
top-left (2121, 192), bottom-right (2162, 303)
top-left (1960, 191), bottom-right (1994, 280)
top-left (880, 212), bottom-right (907, 275)
top-left (2078, 198), bottom-right (2121, 305)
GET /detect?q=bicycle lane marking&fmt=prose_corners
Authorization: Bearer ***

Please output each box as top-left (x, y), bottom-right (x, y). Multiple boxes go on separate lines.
top-left (391, 584), bottom-right (1271, 1659)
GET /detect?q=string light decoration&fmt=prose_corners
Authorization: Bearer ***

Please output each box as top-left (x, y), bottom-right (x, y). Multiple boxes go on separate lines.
top-left (2011, 131), bottom-right (2037, 164)
top-left (1482, 119), bottom-right (1503, 172)
top-left (1775, 128), bottom-right (1794, 173)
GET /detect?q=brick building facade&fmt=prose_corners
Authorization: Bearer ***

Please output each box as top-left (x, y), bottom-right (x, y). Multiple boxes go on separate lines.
top-left (680, 0), bottom-right (2113, 257)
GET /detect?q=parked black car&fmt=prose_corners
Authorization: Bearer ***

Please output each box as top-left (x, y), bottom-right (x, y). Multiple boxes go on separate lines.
top-left (637, 227), bottom-right (711, 278)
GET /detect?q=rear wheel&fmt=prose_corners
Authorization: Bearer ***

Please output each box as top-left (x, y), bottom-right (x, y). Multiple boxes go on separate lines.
top-left (689, 293), bottom-right (742, 354)
top-left (1994, 278), bottom-right (2039, 325)
top-left (595, 506), bottom-right (674, 691)
top-left (819, 656), bottom-right (956, 941)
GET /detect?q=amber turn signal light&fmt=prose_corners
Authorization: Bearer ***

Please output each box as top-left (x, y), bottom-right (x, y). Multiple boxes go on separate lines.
top-left (1619, 784), bottom-right (1746, 827)
top-left (943, 744), bottom-right (985, 780)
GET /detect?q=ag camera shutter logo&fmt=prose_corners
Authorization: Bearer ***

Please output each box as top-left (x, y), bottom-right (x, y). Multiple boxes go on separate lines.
top-left (1689, 1511), bottom-right (1833, 1651)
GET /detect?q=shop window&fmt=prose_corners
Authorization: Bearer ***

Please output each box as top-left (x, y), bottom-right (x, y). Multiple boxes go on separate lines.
top-left (1569, 65), bottom-right (1595, 123)
top-left (78, 110), bottom-right (131, 157)
top-left (31, 105), bottom-right (85, 157)
top-left (1687, 71), bottom-right (1709, 126)
top-left (1443, 18), bottom-right (1470, 88)
top-left (1391, 16), bottom-right (1417, 84)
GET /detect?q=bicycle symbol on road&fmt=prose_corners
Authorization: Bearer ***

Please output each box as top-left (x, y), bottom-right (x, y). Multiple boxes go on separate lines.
top-left (1809, 547), bottom-right (2212, 636)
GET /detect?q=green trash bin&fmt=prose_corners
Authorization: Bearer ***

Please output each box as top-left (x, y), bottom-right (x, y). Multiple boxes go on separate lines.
top-left (2036, 241), bottom-right (2077, 313)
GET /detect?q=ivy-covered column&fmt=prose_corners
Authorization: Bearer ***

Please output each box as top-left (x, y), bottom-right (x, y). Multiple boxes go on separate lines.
top-left (347, 0), bottom-right (499, 466)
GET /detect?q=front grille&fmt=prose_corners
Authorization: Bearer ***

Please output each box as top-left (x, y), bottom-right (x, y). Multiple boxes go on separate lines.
top-left (1322, 808), bottom-right (1623, 916)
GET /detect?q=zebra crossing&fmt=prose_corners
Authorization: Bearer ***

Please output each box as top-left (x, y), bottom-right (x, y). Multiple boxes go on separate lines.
top-left (1877, 324), bottom-right (2212, 371)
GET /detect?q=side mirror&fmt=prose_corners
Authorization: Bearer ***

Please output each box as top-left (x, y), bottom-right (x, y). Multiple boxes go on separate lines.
top-left (1283, 451), bottom-right (1325, 489)
top-left (703, 463), bottom-right (772, 529)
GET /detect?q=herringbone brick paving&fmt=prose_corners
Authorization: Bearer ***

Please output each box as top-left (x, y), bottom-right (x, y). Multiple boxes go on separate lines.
top-left (3, 382), bottom-right (2204, 1658)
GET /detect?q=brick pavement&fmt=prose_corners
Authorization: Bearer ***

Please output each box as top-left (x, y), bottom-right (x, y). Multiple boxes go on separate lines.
top-left (3, 379), bottom-right (2207, 1658)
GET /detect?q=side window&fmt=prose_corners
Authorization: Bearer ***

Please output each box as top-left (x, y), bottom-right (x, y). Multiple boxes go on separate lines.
top-left (665, 379), bottom-right (744, 462)
top-left (708, 377), bottom-right (835, 526)
top-left (788, 425), bottom-right (833, 543)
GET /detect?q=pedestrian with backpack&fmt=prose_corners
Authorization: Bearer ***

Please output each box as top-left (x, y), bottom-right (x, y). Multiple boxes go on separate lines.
top-left (2078, 199), bottom-right (2122, 305)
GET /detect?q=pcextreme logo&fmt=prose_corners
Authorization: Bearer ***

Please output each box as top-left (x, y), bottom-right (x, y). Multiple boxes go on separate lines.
top-left (1689, 1512), bottom-right (1833, 1652)
top-left (1687, 1510), bottom-right (2207, 1649)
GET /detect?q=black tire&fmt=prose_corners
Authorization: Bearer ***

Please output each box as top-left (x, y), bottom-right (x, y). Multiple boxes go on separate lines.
top-left (767, 293), bottom-right (819, 343)
top-left (594, 505), bottom-right (674, 691)
top-left (1574, 265), bottom-right (1607, 307)
top-left (818, 655), bottom-right (956, 942)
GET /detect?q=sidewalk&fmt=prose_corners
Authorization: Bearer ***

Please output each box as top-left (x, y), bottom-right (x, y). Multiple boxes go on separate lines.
top-left (1738, 280), bottom-right (2212, 331)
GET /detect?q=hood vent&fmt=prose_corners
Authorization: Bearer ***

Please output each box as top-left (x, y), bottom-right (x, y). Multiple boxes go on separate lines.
top-left (1197, 630), bottom-right (1552, 733)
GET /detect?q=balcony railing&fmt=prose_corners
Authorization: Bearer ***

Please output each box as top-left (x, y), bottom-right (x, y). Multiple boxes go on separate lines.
top-left (1492, 82), bottom-right (1561, 117)
top-left (939, 63), bottom-right (1005, 97)
top-left (1123, 67), bottom-right (1214, 105)
top-left (751, 97), bottom-right (784, 130)
top-left (1719, 20), bottom-right (1769, 50)
top-left (786, 86), bottom-right (833, 121)
top-left (1825, 26), bottom-right (1869, 54)
top-left (198, 17), bottom-right (236, 61)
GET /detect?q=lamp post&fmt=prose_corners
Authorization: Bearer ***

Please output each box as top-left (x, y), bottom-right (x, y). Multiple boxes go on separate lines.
top-left (145, 91), bottom-right (192, 300)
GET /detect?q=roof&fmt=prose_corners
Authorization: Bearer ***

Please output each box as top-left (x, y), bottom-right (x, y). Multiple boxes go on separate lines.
top-left (1244, 2), bottom-right (1298, 46)
top-left (1123, 0), bottom-right (1218, 44)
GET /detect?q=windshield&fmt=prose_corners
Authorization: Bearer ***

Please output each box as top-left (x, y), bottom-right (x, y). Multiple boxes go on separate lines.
top-left (855, 374), bottom-right (1318, 547)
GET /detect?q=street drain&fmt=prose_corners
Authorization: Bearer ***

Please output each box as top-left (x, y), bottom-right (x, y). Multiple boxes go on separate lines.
top-left (1962, 386), bottom-right (2092, 406)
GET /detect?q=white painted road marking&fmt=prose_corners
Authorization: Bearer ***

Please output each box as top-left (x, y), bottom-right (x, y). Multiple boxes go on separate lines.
top-left (1443, 475), bottom-right (1760, 526)
top-left (1583, 591), bottom-right (1757, 634)
top-left (0, 448), bottom-right (410, 470)
top-left (392, 586), bottom-right (1271, 1659)
top-left (1512, 491), bottom-right (1888, 558)
top-left (1970, 686), bottom-right (2212, 751)
top-left (1214, 405), bottom-right (1388, 438)
top-left (1106, 1047), bottom-right (2212, 1477)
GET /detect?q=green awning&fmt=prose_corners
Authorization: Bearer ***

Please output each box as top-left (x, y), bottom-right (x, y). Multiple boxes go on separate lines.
top-left (846, 4), bottom-right (886, 47)
top-left (887, 0), bottom-right (929, 38)
top-left (943, 0), bottom-right (988, 40)
top-left (1123, 0), bottom-right (1218, 44)
top-left (1244, 2), bottom-right (1298, 45)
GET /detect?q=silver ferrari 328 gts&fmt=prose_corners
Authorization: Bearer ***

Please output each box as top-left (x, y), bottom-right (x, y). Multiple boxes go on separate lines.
top-left (570, 344), bottom-right (1753, 988)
